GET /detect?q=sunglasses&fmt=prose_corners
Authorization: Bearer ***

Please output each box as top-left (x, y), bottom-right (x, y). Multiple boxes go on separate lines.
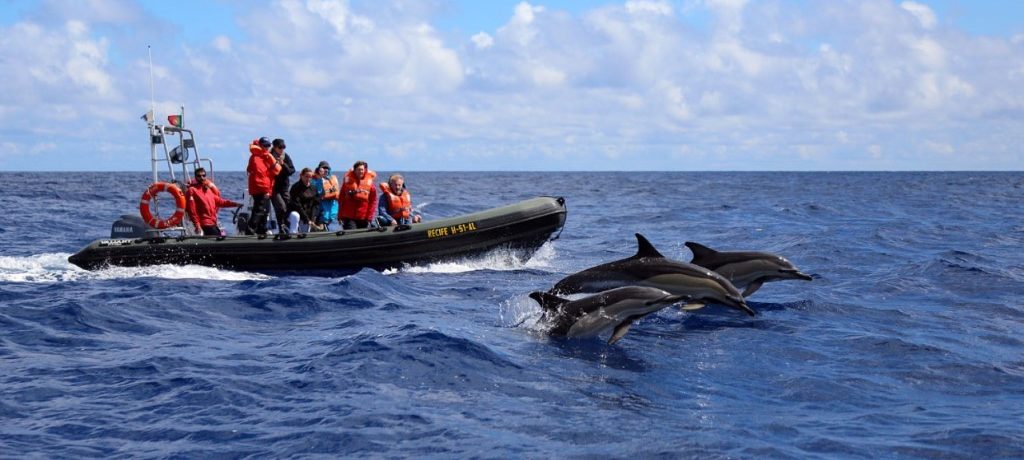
top-left (196, 174), bottom-right (206, 178)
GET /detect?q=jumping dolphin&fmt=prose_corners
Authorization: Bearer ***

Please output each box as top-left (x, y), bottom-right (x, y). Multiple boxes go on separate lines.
top-left (549, 234), bottom-right (754, 316)
top-left (685, 241), bottom-right (813, 297)
top-left (529, 286), bottom-right (689, 344)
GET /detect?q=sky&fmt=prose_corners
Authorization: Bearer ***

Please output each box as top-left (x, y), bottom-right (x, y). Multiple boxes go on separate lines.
top-left (1, 0), bottom-right (1023, 171)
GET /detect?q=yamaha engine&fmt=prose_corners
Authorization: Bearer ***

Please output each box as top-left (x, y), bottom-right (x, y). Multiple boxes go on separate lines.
top-left (110, 214), bottom-right (148, 238)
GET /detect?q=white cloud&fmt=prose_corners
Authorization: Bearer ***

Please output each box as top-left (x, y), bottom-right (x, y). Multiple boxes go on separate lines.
top-left (199, 100), bottom-right (267, 126)
top-left (530, 65), bottom-right (565, 86)
top-left (471, 32), bottom-right (494, 50)
top-left (908, 37), bottom-right (946, 69)
top-left (307, 0), bottom-right (374, 35)
top-left (499, 2), bottom-right (546, 47)
top-left (1, 0), bottom-right (1023, 171)
top-left (212, 36), bottom-right (232, 53)
top-left (625, 1), bottom-right (672, 16)
top-left (900, 1), bottom-right (937, 30)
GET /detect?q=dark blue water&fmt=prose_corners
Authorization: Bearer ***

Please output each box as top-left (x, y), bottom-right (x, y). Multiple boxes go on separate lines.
top-left (2, 171), bottom-right (1023, 458)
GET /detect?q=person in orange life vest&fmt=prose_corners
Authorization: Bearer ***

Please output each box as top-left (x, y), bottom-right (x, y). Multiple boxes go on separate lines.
top-left (376, 174), bottom-right (422, 227)
top-left (269, 138), bottom-right (295, 234)
top-left (339, 160), bottom-right (378, 230)
top-left (246, 136), bottom-right (282, 235)
top-left (186, 167), bottom-right (242, 236)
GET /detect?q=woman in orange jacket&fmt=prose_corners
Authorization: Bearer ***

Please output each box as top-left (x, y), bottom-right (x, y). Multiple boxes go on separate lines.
top-left (246, 136), bottom-right (282, 235)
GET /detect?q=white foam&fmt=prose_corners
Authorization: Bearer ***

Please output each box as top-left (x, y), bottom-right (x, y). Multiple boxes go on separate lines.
top-left (392, 241), bottom-right (557, 275)
top-left (0, 253), bottom-right (271, 283)
top-left (498, 292), bottom-right (548, 331)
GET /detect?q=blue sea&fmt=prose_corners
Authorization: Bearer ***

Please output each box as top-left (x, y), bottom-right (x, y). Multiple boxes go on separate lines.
top-left (1, 171), bottom-right (1022, 458)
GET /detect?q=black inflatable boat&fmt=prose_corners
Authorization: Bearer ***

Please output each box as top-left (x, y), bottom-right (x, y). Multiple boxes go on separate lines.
top-left (67, 114), bottom-right (566, 272)
top-left (69, 196), bottom-right (566, 272)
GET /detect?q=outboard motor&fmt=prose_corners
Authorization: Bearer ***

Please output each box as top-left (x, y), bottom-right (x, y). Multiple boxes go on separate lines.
top-left (110, 214), bottom-right (148, 238)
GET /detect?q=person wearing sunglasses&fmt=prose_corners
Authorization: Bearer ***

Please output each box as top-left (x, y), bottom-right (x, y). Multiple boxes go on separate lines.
top-left (186, 167), bottom-right (242, 236)
top-left (286, 167), bottom-right (322, 233)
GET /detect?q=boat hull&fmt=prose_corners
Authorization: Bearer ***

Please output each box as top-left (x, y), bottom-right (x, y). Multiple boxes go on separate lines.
top-left (69, 196), bottom-right (567, 272)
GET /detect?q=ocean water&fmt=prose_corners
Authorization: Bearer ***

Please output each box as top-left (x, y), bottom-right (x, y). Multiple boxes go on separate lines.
top-left (1, 171), bottom-right (1022, 458)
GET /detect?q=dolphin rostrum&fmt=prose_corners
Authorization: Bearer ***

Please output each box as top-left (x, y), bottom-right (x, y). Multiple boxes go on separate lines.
top-left (549, 234), bottom-right (754, 316)
top-left (529, 286), bottom-right (689, 344)
top-left (685, 241), bottom-right (813, 297)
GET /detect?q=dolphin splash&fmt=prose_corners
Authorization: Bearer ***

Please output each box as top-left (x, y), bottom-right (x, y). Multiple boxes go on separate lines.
top-left (548, 234), bottom-right (754, 316)
top-left (685, 241), bottom-right (813, 297)
top-left (529, 286), bottom-right (688, 344)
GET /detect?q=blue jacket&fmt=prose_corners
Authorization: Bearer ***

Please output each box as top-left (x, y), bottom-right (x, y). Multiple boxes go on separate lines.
top-left (312, 173), bottom-right (339, 223)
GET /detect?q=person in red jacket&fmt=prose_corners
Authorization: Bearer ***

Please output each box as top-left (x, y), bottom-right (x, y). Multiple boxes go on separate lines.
top-left (187, 168), bottom-right (242, 236)
top-left (246, 136), bottom-right (282, 235)
top-left (339, 160), bottom-right (378, 229)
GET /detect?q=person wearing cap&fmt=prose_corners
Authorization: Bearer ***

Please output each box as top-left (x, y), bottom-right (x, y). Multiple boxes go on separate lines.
top-left (269, 138), bottom-right (295, 234)
top-left (312, 160), bottom-right (340, 230)
top-left (246, 136), bottom-right (282, 235)
top-left (339, 160), bottom-right (378, 229)
top-left (186, 167), bottom-right (242, 236)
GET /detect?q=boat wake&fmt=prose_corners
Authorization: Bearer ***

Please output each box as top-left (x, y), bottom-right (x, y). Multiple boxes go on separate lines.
top-left (0, 253), bottom-right (271, 283)
top-left (385, 241), bottom-right (557, 275)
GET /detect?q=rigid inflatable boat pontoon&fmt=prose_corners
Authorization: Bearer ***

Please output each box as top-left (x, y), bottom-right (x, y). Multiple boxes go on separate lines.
top-left (68, 112), bottom-right (567, 272)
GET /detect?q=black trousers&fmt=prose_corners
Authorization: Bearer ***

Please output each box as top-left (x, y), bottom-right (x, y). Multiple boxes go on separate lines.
top-left (342, 219), bottom-right (370, 230)
top-left (200, 224), bottom-right (221, 236)
top-left (248, 194), bottom-right (271, 235)
top-left (271, 190), bottom-right (289, 233)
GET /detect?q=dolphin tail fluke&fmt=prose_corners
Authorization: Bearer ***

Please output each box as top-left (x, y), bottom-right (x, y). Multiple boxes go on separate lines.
top-left (742, 280), bottom-right (764, 297)
top-left (634, 233), bottom-right (666, 259)
top-left (608, 320), bottom-right (634, 345)
top-left (528, 291), bottom-right (569, 312)
top-left (684, 241), bottom-right (717, 264)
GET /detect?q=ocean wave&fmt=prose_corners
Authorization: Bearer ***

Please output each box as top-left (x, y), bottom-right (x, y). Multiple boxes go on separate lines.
top-left (0, 253), bottom-right (271, 283)
top-left (387, 242), bottom-right (556, 275)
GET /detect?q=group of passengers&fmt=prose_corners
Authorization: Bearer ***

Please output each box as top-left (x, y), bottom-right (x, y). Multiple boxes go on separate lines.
top-left (186, 136), bottom-right (420, 237)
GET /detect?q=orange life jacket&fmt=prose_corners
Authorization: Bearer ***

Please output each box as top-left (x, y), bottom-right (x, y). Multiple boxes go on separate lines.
top-left (246, 140), bottom-right (281, 195)
top-left (340, 169), bottom-right (377, 219)
top-left (379, 182), bottom-right (412, 219)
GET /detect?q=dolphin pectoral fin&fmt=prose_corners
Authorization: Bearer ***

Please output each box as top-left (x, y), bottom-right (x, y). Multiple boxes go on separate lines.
top-left (529, 291), bottom-right (569, 312)
top-left (742, 280), bottom-right (764, 297)
top-left (608, 321), bottom-right (634, 345)
top-left (681, 302), bottom-right (706, 311)
top-left (633, 233), bottom-right (666, 259)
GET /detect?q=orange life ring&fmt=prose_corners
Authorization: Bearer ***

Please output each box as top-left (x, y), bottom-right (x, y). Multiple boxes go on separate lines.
top-left (139, 182), bottom-right (186, 229)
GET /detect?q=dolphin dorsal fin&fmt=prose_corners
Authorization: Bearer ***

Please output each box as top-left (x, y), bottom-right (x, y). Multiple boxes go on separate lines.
top-left (634, 233), bottom-right (665, 259)
top-left (685, 241), bottom-right (717, 263)
top-left (529, 291), bottom-right (569, 311)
